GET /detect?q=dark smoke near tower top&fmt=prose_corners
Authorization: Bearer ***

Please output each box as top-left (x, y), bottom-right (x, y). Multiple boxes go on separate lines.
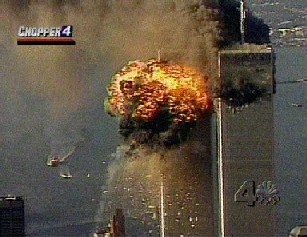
top-left (219, 0), bottom-right (270, 45)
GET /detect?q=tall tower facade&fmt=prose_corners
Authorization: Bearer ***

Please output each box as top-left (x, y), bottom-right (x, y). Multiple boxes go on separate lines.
top-left (217, 44), bottom-right (277, 237)
top-left (0, 196), bottom-right (25, 237)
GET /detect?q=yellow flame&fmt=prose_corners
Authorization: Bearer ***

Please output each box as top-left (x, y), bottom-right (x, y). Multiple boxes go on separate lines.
top-left (106, 60), bottom-right (212, 123)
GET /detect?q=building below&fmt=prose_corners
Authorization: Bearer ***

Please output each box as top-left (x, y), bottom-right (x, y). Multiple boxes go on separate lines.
top-left (112, 209), bottom-right (126, 237)
top-left (94, 209), bottom-right (125, 237)
top-left (0, 196), bottom-right (25, 237)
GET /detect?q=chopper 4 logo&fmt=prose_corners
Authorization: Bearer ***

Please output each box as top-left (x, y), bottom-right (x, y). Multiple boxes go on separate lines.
top-left (18, 25), bottom-right (73, 37)
top-left (17, 25), bottom-right (75, 45)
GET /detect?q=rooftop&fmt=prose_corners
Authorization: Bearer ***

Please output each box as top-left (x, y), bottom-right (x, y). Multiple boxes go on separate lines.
top-left (220, 43), bottom-right (273, 54)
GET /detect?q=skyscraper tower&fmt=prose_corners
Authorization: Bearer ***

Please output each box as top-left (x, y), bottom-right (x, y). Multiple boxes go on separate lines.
top-left (216, 44), bottom-right (277, 237)
top-left (112, 209), bottom-right (126, 237)
top-left (0, 196), bottom-right (25, 237)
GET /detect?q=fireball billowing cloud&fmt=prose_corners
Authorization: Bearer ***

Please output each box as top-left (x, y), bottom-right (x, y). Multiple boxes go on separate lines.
top-left (105, 59), bottom-right (212, 146)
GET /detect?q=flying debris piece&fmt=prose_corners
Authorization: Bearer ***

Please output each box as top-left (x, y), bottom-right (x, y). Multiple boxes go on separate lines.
top-left (105, 59), bottom-right (212, 147)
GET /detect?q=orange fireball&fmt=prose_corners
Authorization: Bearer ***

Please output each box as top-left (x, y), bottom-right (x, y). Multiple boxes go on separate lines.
top-left (105, 59), bottom-right (212, 125)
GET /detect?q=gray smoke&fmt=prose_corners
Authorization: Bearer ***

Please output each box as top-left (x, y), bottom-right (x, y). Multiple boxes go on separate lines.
top-left (2, 0), bottom-right (221, 235)
top-left (1, 1), bottom-right (101, 157)
top-left (1, 0), bottom-right (221, 163)
top-left (98, 0), bottom-right (221, 77)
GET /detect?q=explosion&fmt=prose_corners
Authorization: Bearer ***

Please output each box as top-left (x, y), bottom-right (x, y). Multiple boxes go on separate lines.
top-left (105, 59), bottom-right (212, 146)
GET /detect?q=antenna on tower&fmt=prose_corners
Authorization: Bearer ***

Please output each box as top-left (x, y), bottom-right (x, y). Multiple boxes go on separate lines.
top-left (157, 49), bottom-right (161, 62)
top-left (240, 0), bottom-right (247, 44)
top-left (160, 173), bottom-right (165, 237)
